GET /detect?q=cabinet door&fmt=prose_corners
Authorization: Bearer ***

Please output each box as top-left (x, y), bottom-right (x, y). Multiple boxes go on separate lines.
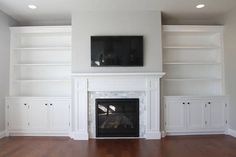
top-left (49, 100), bottom-right (70, 132)
top-left (187, 100), bottom-right (206, 130)
top-left (8, 102), bottom-right (29, 130)
top-left (29, 101), bottom-right (49, 131)
top-left (165, 101), bottom-right (186, 131)
top-left (208, 100), bottom-right (227, 130)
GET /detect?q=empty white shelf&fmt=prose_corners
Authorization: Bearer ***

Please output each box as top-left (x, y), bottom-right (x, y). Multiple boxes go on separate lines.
top-left (14, 47), bottom-right (71, 50)
top-left (163, 62), bottom-right (221, 65)
top-left (163, 46), bottom-right (220, 49)
top-left (14, 63), bottom-right (71, 66)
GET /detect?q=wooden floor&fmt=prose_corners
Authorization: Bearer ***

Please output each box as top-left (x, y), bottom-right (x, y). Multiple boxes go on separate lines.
top-left (0, 135), bottom-right (236, 157)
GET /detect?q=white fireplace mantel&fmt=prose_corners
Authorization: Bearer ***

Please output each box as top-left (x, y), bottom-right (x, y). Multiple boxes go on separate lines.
top-left (72, 73), bottom-right (165, 77)
top-left (71, 72), bottom-right (165, 140)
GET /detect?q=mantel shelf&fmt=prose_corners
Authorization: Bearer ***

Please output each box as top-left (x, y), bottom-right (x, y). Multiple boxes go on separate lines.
top-left (72, 72), bottom-right (166, 78)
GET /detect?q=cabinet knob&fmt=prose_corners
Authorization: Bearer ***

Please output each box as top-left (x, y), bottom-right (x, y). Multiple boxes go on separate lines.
top-left (45, 104), bottom-right (48, 106)
top-left (187, 102), bottom-right (190, 104)
top-left (208, 102), bottom-right (211, 104)
top-left (183, 102), bottom-right (185, 104)
top-left (24, 104), bottom-right (27, 106)
top-left (50, 104), bottom-right (53, 106)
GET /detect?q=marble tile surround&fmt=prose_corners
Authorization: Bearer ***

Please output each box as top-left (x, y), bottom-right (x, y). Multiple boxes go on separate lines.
top-left (88, 91), bottom-right (146, 138)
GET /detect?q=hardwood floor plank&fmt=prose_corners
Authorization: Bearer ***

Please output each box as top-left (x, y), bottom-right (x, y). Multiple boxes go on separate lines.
top-left (0, 135), bottom-right (236, 157)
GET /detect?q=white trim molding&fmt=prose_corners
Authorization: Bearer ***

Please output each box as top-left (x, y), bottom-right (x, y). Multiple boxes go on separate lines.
top-left (72, 72), bottom-right (165, 140)
top-left (71, 131), bottom-right (89, 140)
top-left (145, 131), bottom-right (162, 139)
top-left (72, 73), bottom-right (165, 77)
top-left (161, 131), bottom-right (167, 138)
top-left (227, 129), bottom-right (236, 138)
top-left (10, 26), bottom-right (71, 33)
top-left (0, 130), bottom-right (6, 139)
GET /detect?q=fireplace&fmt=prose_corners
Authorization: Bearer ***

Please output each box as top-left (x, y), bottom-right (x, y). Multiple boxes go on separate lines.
top-left (72, 72), bottom-right (165, 140)
top-left (96, 98), bottom-right (139, 137)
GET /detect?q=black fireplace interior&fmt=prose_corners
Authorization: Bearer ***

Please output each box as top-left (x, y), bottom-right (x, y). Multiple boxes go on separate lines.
top-left (96, 98), bottom-right (139, 137)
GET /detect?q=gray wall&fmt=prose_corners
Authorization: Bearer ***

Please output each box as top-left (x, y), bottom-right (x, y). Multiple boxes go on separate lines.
top-left (0, 10), bottom-right (17, 132)
top-left (72, 11), bottom-right (162, 73)
top-left (224, 8), bottom-right (236, 131)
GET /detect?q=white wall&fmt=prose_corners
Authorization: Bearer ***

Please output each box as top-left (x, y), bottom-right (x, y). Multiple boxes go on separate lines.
top-left (224, 8), bottom-right (236, 131)
top-left (0, 10), bottom-right (17, 132)
top-left (72, 11), bottom-right (162, 73)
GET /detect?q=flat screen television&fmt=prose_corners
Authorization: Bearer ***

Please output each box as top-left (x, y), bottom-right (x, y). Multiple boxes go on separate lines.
top-left (91, 36), bottom-right (143, 67)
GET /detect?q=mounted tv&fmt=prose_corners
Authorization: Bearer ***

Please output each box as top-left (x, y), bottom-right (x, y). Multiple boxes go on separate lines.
top-left (91, 36), bottom-right (143, 67)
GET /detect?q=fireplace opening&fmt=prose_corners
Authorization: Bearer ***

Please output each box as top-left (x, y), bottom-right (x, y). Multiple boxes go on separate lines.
top-left (96, 98), bottom-right (139, 137)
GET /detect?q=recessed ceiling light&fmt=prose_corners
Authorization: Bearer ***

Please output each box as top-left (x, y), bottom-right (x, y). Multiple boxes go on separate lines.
top-left (28, 4), bottom-right (37, 9)
top-left (196, 4), bottom-right (205, 9)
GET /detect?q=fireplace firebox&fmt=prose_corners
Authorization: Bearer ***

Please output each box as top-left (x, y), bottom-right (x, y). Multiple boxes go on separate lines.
top-left (96, 98), bottom-right (139, 137)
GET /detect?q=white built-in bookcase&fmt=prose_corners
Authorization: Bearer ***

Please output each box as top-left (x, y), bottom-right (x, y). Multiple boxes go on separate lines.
top-left (9, 26), bottom-right (72, 97)
top-left (162, 25), bottom-right (225, 96)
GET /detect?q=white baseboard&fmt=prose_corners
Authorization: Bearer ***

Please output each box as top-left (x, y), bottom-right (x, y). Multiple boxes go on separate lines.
top-left (7, 131), bottom-right (69, 137)
top-left (166, 131), bottom-right (226, 136)
top-left (227, 129), bottom-right (236, 138)
top-left (8, 133), bottom-right (69, 137)
top-left (0, 130), bottom-right (6, 139)
top-left (145, 131), bottom-right (161, 139)
top-left (94, 137), bottom-right (142, 139)
top-left (161, 131), bottom-right (167, 138)
top-left (71, 131), bottom-right (89, 140)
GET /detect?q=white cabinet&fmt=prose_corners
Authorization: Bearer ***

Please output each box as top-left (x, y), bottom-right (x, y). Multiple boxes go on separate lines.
top-left (165, 101), bottom-right (186, 131)
top-left (162, 25), bottom-right (228, 136)
top-left (6, 26), bottom-right (72, 136)
top-left (8, 102), bottom-right (29, 130)
top-left (29, 100), bottom-right (49, 131)
top-left (6, 98), bottom-right (71, 136)
top-left (187, 100), bottom-right (205, 130)
top-left (207, 100), bottom-right (227, 130)
top-left (164, 96), bottom-right (228, 135)
top-left (49, 100), bottom-right (70, 132)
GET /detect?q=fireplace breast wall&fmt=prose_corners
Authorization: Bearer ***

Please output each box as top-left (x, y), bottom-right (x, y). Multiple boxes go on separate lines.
top-left (72, 73), bottom-right (165, 140)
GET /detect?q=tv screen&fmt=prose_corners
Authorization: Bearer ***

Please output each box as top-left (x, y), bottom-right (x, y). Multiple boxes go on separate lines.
top-left (91, 36), bottom-right (143, 67)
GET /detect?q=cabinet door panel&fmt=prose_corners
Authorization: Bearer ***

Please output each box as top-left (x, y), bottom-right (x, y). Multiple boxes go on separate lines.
top-left (209, 100), bottom-right (226, 129)
top-left (49, 100), bottom-right (70, 132)
top-left (8, 103), bottom-right (28, 130)
top-left (165, 101), bottom-right (186, 131)
top-left (29, 101), bottom-right (49, 130)
top-left (187, 100), bottom-right (205, 130)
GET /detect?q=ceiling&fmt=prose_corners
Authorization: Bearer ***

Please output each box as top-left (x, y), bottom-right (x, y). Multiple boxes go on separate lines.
top-left (0, 0), bottom-right (236, 24)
